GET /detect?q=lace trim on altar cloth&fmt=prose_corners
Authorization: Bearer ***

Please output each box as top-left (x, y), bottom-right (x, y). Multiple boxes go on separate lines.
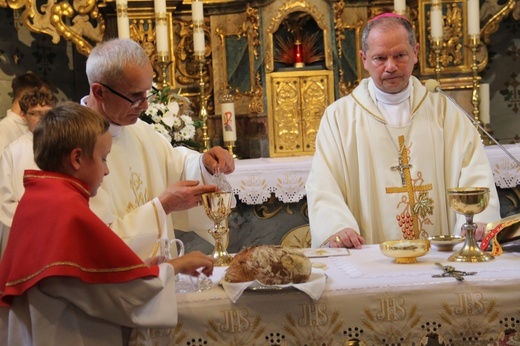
top-left (227, 157), bottom-right (311, 205)
top-left (491, 164), bottom-right (520, 189)
top-left (485, 144), bottom-right (520, 188)
top-left (231, 172), bottom-right (307, 205)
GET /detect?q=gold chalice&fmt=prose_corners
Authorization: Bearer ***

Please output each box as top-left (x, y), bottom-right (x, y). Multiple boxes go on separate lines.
top-left (446, 187), bottom-right (494, 262)
top-left (201, 191), bottom-right (233, 266)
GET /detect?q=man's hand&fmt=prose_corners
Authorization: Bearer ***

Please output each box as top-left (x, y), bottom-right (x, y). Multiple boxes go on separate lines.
top-left (327, 228), bottom-right (366, 249)
top-left (158, 180), bottom-right (216, 214)
top-left (168, 251), bottom-right (215, 277)
top-left (202, 146), bottom-right (235, 174)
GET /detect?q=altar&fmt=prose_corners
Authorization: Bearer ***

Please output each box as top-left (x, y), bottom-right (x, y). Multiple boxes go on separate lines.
top-left (163, 244), bottom-right (520, 345)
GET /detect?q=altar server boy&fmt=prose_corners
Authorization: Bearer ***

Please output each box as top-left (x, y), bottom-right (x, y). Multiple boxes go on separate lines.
top-left (0, 101), bottom-right (214, 346)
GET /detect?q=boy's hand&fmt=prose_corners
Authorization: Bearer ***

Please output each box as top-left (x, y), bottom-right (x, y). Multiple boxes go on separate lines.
top-left (168, 251), bottom-right (215, 277)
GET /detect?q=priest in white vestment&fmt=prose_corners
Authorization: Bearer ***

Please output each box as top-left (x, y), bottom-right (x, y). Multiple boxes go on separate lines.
top-left (0, 90), bottom-right (56, 259)
top-left (83, 39), bottom-right (235, 259)
top-left (306, 14), bottom-right (500, 249)
top-left (0, 73), bottom-right (54, 258)
top-left (0, 132), bottom-right (38, 258)
top-left (0, 109), bottom-right (27, 156)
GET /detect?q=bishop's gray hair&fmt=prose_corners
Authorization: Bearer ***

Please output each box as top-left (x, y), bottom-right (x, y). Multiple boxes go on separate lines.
top-left (361, 15), bottom-right (416, 53)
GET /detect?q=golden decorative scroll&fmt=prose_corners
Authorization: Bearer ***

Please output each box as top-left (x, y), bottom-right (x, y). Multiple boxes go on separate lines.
top-left (481, 0), bottom-right (517, 44)
top-left (8, 0), bottom-right (104, 56)
top-left (171, 17), bottom-right (213, 111)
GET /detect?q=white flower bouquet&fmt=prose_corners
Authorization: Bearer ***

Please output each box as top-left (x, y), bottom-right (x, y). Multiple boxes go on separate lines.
top-left (140, 86), bottom-right (202, 149)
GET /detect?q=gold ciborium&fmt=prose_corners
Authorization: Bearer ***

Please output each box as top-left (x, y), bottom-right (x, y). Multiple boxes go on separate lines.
top-left (446, 187), bottom-right (494, 262)
top-left (201, 191), bottom-right (233, 266)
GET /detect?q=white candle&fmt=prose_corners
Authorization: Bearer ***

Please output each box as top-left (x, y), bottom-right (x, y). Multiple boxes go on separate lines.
top-left (154, 0), bottom-right (169, 55)
top-left (467, 0), bottom-right (480, 36)
top-left (116, 0), bottom-right (130, 39)
top-left (394, 0), bottom-right (406, 16)
top-left (479, 83), bottom-right (490, 124)
top-left (221, 102), bottom-right (237, 142)
top-left (191, 0), bottom-right (204, 21)
top-left (191, 0), bottom-right (205, 55)
top-left (430, 0), bottom-right (443, 40)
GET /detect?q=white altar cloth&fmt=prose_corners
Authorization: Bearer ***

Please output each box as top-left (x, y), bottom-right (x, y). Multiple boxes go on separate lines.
top-left (228, 146), bottom-right (520, 205)
top-left (168, 244), bottom-right (520, 345)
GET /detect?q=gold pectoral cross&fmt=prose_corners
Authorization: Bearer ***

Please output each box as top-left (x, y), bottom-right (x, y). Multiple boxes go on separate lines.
top-left (386, 136), bottom-right (433, 239)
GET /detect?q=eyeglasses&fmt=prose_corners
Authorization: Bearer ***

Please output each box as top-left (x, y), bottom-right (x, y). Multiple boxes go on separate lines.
top-left (99, 82), bottom-right (156, 109)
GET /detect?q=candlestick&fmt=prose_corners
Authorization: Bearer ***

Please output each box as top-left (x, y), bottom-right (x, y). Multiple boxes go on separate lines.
top-left (197, 57), bottom-right (210, 152)
top-left (467, 0), bottom-right (480, 37)
top-left (430, 0), bottom-right (443, 40)
top-left (469, 36), bottom-right (483, 139)
top-left (479, 83), bottom-right (490, 125)
top-left (432, 38), bottom-right (442, 82)
top-left (156, 55), bottom-right (172, 90)
top-left (154, 0), bottom-right (168, 56)
top-left (192, 0), bottom-right (205, 57)
top-left (394, 0), bottom-right (406, 16)
top-left (116, 0), bottom-right (130, 39)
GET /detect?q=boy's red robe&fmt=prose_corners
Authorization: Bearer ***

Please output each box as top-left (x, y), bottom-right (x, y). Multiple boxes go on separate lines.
top-left (0, 170), bottom-right (159, 306)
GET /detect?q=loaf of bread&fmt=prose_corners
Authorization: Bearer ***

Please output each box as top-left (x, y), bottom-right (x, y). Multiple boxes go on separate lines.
top-left (224, 245), bottom-right (312, 285)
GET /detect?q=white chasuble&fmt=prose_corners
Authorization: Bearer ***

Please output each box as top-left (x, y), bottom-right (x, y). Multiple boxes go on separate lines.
top-left (0, 110), bottom-right (28, 158)
top-left (0, 132), bottom-right (38, 258)
top-left (90, 120), bottom-right (214, 259)
top-left (306, 76), bottom-right (500, 247)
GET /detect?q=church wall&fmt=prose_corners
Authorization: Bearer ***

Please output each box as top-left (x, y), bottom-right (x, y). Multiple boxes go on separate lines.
top-left (0, 9), bottom-right (89, 115)
top-left (481, 15), bottom-right (520, 143)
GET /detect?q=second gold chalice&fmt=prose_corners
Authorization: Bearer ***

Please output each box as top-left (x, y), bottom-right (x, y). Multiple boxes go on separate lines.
top-left (201, 191), bottom-right (233, 266)
top-left (446, 187), bottom-right (494, 262)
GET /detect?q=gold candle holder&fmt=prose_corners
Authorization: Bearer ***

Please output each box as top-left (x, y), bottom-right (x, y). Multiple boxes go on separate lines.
top-left (431, 38), bottom-right (443, 82)
top-left (196, 54), bottom-right (211, 152)
top-left (156, 54), bottom-right (172, 90)
top-left (224, 141), bottom-right (238, 160)
top-left (468, 35), bottom-right (492, 144)
top-left (469, 36), bottom-right (481, 128)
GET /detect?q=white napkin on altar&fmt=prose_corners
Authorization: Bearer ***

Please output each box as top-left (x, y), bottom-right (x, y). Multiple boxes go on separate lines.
top-left (220, 268), bottom-right (326, 303)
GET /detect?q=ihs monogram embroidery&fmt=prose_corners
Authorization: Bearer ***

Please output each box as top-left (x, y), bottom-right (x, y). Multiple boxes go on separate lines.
top-left (385, 136), bottom-right (434, 239)
top-left (127, 169), bottom-right (149, 213)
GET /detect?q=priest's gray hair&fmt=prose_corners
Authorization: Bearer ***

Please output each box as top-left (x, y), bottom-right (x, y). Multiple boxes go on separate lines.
top-left (361, 15), bottom-right (416, 53)
top-left (86, 39), bottom-right (151, 86)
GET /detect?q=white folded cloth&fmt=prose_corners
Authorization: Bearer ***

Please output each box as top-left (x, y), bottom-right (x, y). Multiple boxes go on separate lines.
top-left (220, 267), bottom-right (326, 303)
